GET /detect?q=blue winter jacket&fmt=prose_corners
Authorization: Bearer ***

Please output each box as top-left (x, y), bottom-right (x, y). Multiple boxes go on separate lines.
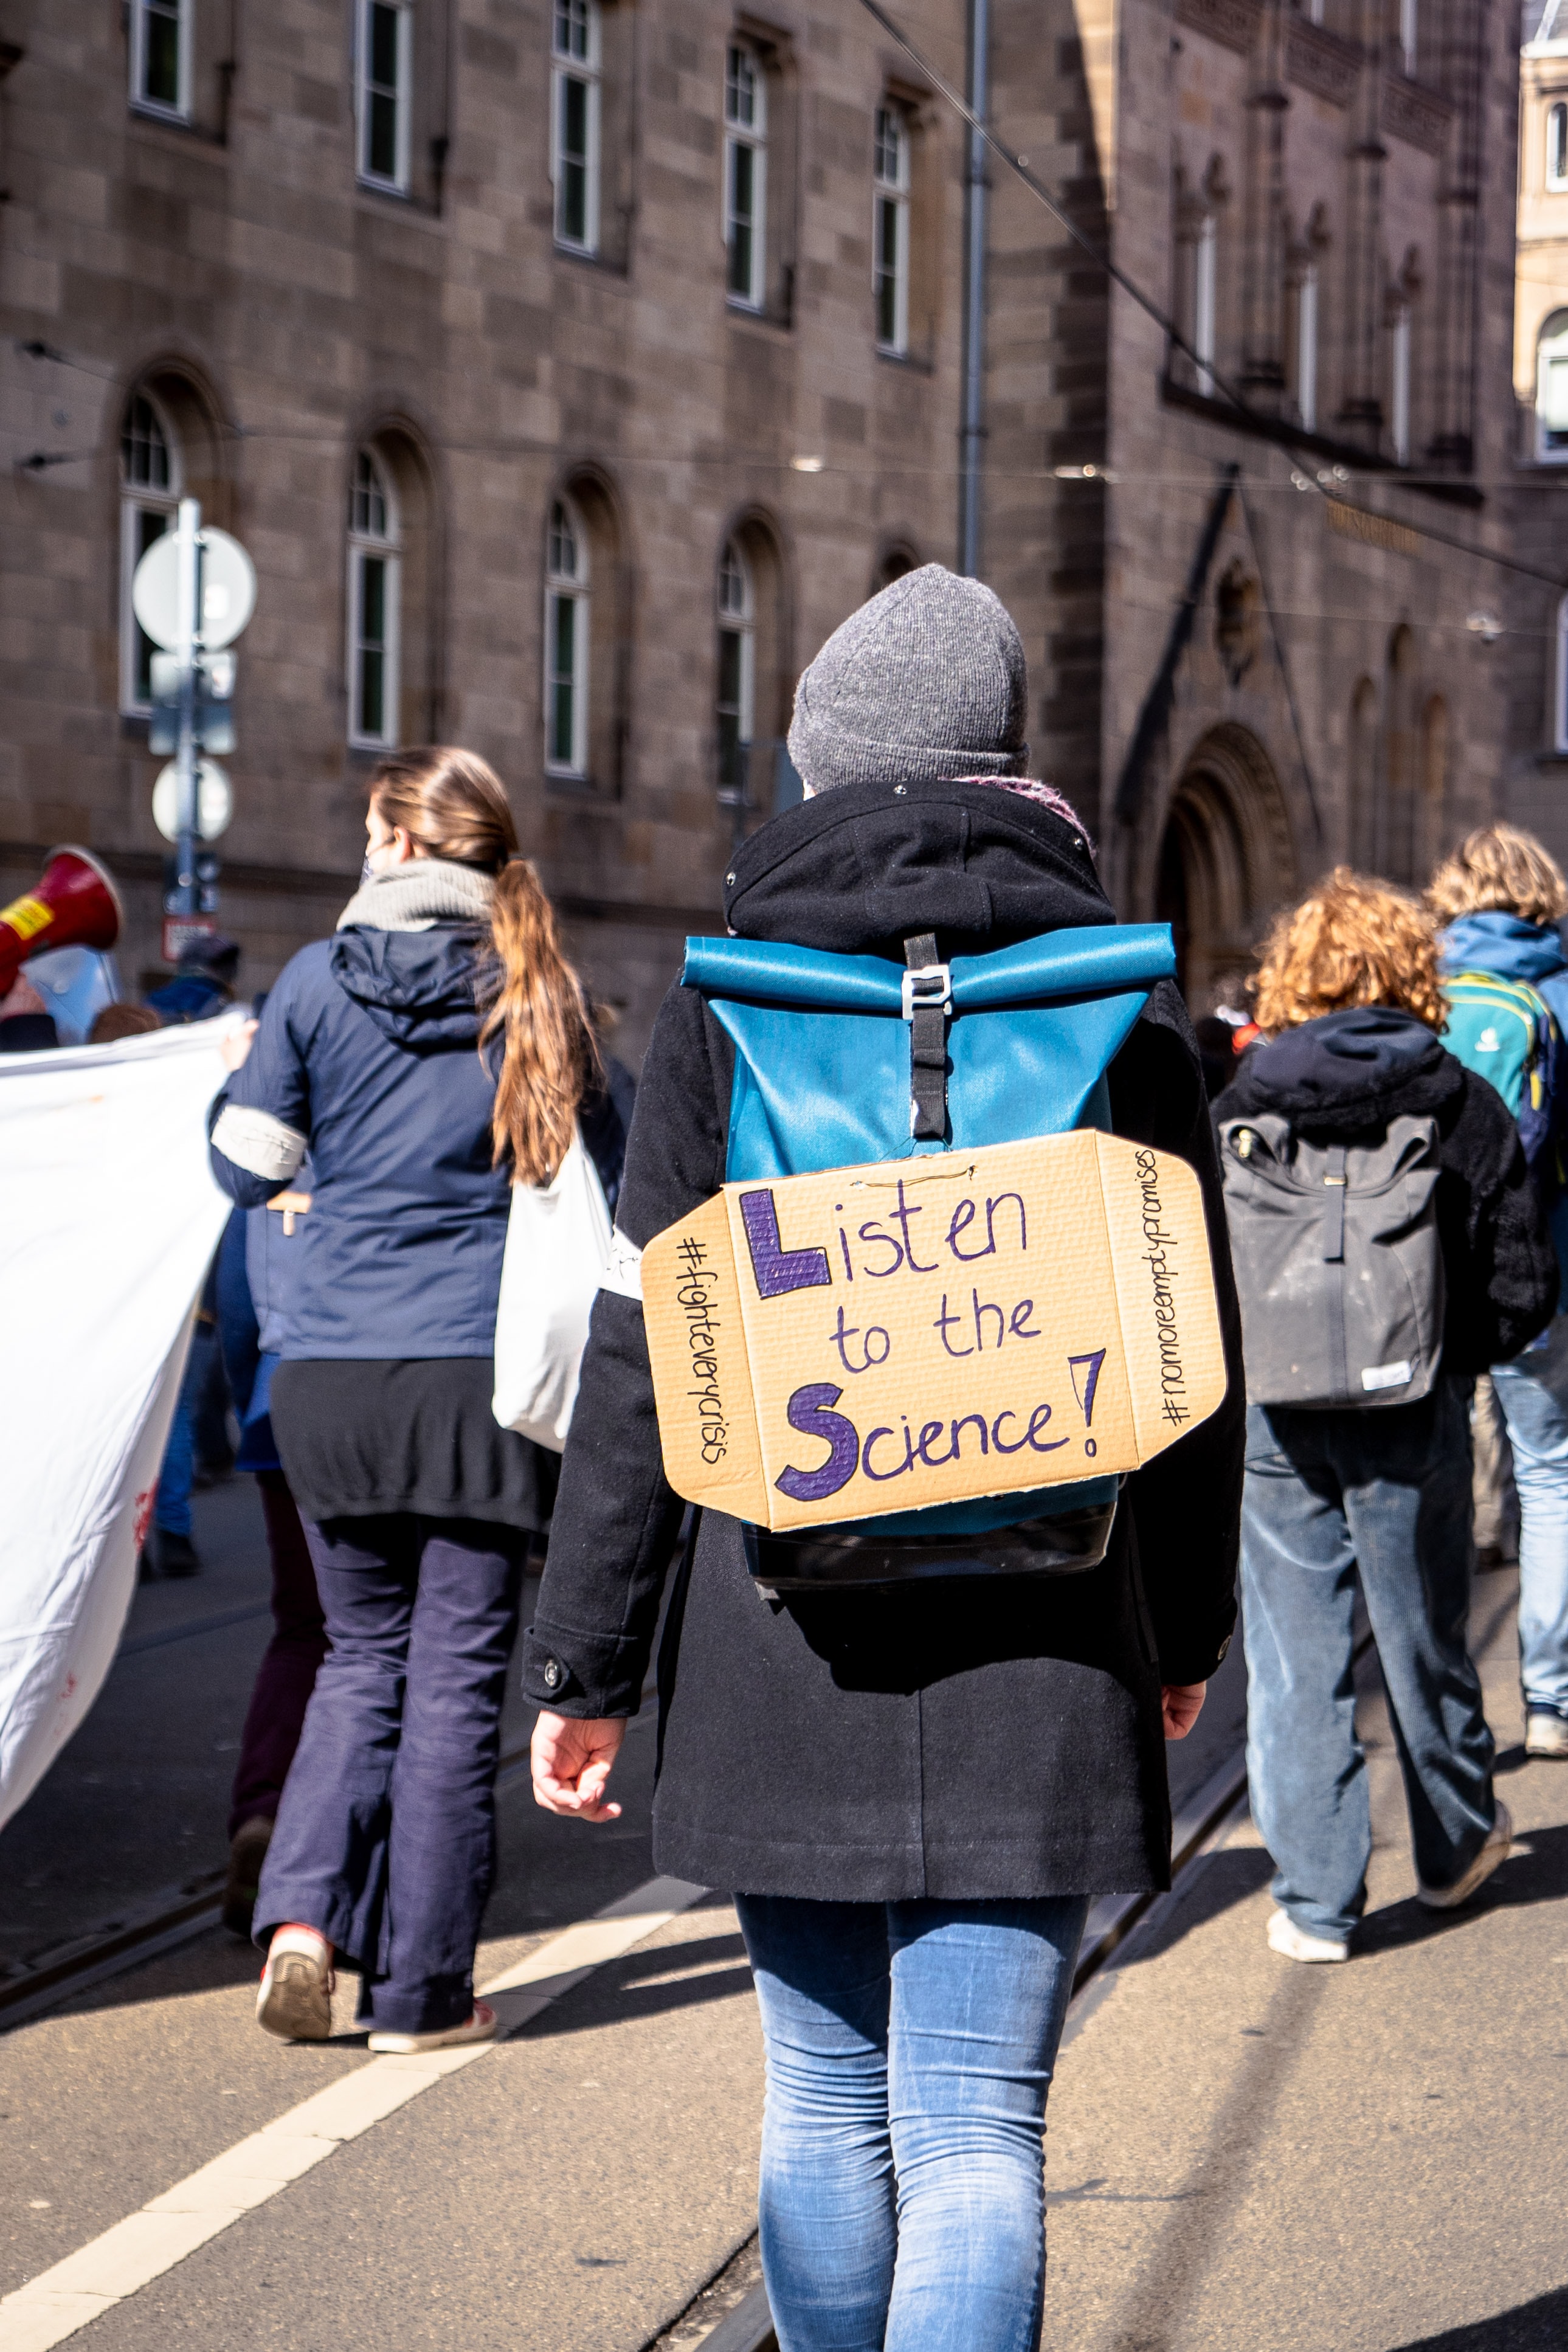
top-left (1439, 908), bottom-right (1568, 1285)
top-left (208, 924), bottom-right (512, 1359)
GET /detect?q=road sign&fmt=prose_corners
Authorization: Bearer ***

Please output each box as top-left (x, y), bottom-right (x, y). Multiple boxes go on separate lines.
top-left (148, 651), bottom-right (236, 756)
top-left (152, 758), bottom-right (233, 843)
top-left (132, 526), bottom-right (257, 651)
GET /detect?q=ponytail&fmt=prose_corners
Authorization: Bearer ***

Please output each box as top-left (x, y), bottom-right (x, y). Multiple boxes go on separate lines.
top-left (482, 857), bottom-right (599, 1185)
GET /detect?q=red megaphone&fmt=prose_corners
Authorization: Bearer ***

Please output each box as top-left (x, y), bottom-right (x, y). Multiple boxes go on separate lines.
top-left (0, 846), bottom-right (123, 995)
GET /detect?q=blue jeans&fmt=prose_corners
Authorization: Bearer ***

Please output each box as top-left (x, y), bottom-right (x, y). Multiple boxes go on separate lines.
top-left (254, 1515), bottom-right (525, 2035)
top-left (1242, 1377), bottom-right (1497, 1943)
top-left (153, 1398), bottom-right (194, 1537)
top-left (735, 1893), bottom-right (1089, 2352)
top-left (1492, 1312), bottom-right (1568, 1714)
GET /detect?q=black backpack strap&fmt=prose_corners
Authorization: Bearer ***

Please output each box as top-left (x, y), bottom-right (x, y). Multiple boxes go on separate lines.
top-left (903, 932), bottom-right (950, 1142)
top-left (1323, 1143), bottom-right (1349, 1400)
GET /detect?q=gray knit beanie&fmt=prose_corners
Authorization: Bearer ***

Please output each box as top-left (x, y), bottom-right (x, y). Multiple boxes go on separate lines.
top-left (787, 563), bottom-right (1028, 795)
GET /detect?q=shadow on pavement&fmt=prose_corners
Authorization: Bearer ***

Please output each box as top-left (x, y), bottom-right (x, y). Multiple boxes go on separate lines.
top-left (1119, 1846), bottom-right (1276, 1968)
top-left (1392, 2286), bottom-right (1568, 2349)
top-left (1356, 1821), bottom-right (1568, 1958)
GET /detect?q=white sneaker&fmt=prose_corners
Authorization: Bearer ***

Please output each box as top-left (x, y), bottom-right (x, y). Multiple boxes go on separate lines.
top-left (1266, 1907), bottom-right (1349, 1963)
top-left (366, 1999), bottom-right (499, 2056)
top-left (1526, 1709), bottom-right (1568, 1759)
top-left (257, 1925), bottom-right (334, 2041)
top-left (1418, 1799), bottom-right (1513, 1911)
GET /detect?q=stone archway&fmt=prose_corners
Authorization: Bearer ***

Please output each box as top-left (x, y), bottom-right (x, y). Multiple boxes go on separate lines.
top-left (1154, 724), bottom-right (1297, 1009)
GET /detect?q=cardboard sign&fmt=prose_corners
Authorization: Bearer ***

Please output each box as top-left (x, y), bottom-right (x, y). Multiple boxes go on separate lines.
top-left (642, 1131), bottom-right (1226, 1531)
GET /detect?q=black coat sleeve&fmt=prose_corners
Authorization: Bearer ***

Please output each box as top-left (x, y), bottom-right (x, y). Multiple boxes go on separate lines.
top-left (1108, 983), bottom-right (1245, 1687)
top-left (1437, 1067), bottom-right (1559, 1371)
top-left (520, 983), bottom-right (730, 1716)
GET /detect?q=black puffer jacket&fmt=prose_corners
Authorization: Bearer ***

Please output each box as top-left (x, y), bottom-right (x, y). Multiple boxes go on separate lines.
top-left (523, 779), bottom-right (1246, 1903)
top-left (1214, 1006), bottom-right (1557, 1374)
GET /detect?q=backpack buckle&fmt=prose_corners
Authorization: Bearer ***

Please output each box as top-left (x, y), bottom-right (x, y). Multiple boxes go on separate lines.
top-left (902, 963), bottom-right (952, 1021)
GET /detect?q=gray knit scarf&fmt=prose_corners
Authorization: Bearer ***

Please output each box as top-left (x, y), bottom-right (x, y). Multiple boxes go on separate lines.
top-left (336, 859), bottom-right (496, 933)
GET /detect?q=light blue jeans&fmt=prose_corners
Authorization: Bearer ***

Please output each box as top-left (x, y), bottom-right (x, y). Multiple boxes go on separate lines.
top-left (1491, 1312), bottom-right (1568, 1715)
top-left (734, 1893), bottom-right (1089, 2352)
top-left (1242, 1378), bottom-right (1497, 1944)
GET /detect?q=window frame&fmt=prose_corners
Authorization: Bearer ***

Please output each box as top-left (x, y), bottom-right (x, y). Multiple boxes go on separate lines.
top-left (1549, 102), bottom-right (1568, 192)
top-left (1399, 0), bottom-right (1418, 75)
top-left (1193, 214), bottom-right (1218, 399)
top-left (723, 44), bottom-right (768, 313)
top-left (347, 448), bottom-right (402, 750)
top-left (129, 0), bottom-right (192, 123)
top-left (544, 496), bottom-right (591, 780)
top-left (1542, 313), bottom-right (1568, 463)
top-left (551, 0), bottom-right (602, 255)
top-left (356, 0), bottom-right (414, 196)
top-left (119, 390), bottom-right (181, 716)
top-left (716, 538), bottom-right (756, 800)
top-left (873, 103), bottom-right (911, 358)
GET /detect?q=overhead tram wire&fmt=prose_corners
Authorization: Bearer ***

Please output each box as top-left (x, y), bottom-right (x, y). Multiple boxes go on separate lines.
top-left (850, 0), bottom-right (1568, 595)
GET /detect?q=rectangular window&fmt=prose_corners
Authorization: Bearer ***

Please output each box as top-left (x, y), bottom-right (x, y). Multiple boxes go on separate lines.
top-left (1296, 268), bottom-right (1319, 433)
top-left (1549, 105), bottom-right (1568, 192)
top-left (1542, 348), bottom-right (1568, 451)
top-left (130, 0), bottom-right (191, 120)
top-left (358, 0), bottom-right (412, 193)
top-left (874, 106), bottom-right (910, 356)
top-left (546, 591), bottom-right (588, 773)
top-left (1400, 0), bottom-right (1417, 72)
top-left (1193, 216), bottom-right (1217, 399)
top-left (1390, 307), bottom-right (1412, 463)
top-left (350, 548), bottom-right (399, 745)
top-left (122, 503), bottom-right (173, 712)
top-left (724, 46), bottom-right (767, 310)
top-left (551, 1), bottom-right (601, 252)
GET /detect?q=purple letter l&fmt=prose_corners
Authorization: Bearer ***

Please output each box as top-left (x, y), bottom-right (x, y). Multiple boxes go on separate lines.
top-left (741, 1189), bottom-right (832, 1299)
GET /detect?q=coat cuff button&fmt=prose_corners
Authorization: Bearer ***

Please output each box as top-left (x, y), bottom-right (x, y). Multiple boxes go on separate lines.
top-left (542, 1656), bottom-right (563, 1692)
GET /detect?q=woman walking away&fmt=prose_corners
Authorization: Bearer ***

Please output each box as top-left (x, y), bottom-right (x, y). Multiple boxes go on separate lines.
top-left (210, 748), bottom-right (624, 2053)
top-left (1217, 871), bottom-right (1556, 1966)
top-left (1429, 824), bottom-right (1568, 1755)
top-left (527, 565), bottom-right (1245, 2351)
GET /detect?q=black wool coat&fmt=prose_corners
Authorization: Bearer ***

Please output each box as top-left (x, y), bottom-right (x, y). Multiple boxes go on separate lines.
top-left (522, 779), bottom-right (1246, 1902)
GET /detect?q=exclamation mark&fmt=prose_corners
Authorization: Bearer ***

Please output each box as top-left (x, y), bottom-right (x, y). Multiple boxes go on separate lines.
top-left (1068, 1350), bottom-right (1107, 1458)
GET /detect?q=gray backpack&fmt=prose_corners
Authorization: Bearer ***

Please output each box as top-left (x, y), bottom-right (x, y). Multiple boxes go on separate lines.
top-left (1219, 1112), bottom-right (1445, 1408)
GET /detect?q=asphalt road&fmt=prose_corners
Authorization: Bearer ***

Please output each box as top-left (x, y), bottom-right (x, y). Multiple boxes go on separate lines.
top-left (10, 1480), bottom-right (1557, 2349)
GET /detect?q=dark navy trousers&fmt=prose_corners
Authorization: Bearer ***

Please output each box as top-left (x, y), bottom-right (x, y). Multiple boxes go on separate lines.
top-left (254, 1514), bottom-right (526, 2035)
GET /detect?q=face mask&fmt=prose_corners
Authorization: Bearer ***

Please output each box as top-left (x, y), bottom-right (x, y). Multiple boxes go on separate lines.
top-left (359, 855), bottom-right (376, 884)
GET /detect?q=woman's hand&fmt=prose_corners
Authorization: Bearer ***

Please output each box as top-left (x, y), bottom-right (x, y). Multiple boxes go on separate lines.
top-left (1161, 1682), bottom-right (1207, 1741)
top-left (531, 1711), bottom-right (626, 1821)
top-left (220, 1018), bottom-right (258, 1072)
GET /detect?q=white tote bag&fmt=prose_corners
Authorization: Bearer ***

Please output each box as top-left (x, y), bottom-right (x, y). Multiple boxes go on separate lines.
top-left (492, 1126), bottom-right (614, 1450)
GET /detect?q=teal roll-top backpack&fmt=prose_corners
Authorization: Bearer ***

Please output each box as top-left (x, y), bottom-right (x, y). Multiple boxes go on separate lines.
top-left (679, 920), bottom-right (1179, 1588)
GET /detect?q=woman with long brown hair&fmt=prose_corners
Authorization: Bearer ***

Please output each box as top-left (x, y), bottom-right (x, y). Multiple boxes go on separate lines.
top-left (210, 748), bottom-right (627, 2051)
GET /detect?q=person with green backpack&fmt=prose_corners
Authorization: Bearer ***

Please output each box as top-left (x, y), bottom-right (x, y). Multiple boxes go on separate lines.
top-left (525, 564), bottom-right (1245, 2351)
top-left (1430, 825), bottom-right (1568, 1757)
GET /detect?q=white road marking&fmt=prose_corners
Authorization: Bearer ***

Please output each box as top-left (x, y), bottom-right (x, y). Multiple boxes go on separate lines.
top-left (0, 1874), bottom-right (706, 2351)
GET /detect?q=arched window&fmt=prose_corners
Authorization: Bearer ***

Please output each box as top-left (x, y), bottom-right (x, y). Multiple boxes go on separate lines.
top-left (551, 0), bottom-right (602, 252)
top-left (545, 496), bottom-right (590, 777)
top-left (1547, 102), bottom-right (1567, 192)
top-left (120, 389), bottom-right (180, 713)
top-left (347, 446), bottom-right (400, 747)
top-left (716, 539), bottom-right (756, 800)
top-left (1389, 304), bottom-right (1413, 464)
top-left (1556, 595), bottom-right (1568, 753)
top-left (1538, 311), bottom-right (1568, 462)
top-left (1349, 676), bottom-right (1378, 867)
top-left (1383, 625), bottom-right (1420, 882)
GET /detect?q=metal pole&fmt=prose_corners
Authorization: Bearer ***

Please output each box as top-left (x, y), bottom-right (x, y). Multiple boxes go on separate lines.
top-left (172, 497), bottom-right (203, 918)
top-left (958, 0), bottom-right (989, 578)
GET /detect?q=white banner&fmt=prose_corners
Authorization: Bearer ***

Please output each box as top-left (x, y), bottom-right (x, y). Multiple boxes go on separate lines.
top-left (0, 1019), bottom-right (238, 1830)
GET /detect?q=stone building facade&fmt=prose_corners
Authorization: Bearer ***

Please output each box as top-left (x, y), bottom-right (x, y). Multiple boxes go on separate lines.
top-left (1503, 0), bottom-right (1568, 860)
top-left (0, 0), bottom-right (1525, 1048)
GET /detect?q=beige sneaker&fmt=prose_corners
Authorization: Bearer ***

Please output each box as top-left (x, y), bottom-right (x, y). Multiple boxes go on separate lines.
top-left (1418, 1799), bottom-right (1513, 1911)
top-left (1526, 1709), bottom-right (1568, 1759)
top-left (1266, 1907), bottom-right (1349, 1963)
top-left (366, 2000), bottom-right (498, 2056)
top-left (256, 1925), bottom-right (334, 2041)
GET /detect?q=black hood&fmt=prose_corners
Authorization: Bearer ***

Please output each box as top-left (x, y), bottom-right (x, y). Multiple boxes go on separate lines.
top-left (328, 924), bottom-right (491, 1050)
top-left (1221, 1006), bottom-right (1463, 1132)
top-left (723, 777), bottom-right (1111, 959)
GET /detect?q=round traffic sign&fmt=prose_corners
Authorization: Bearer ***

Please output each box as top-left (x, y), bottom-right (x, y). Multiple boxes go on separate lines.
top-left (132, 527), bottom-right (257, 651)
top-left (151, 759), bottom-right (233, 843)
